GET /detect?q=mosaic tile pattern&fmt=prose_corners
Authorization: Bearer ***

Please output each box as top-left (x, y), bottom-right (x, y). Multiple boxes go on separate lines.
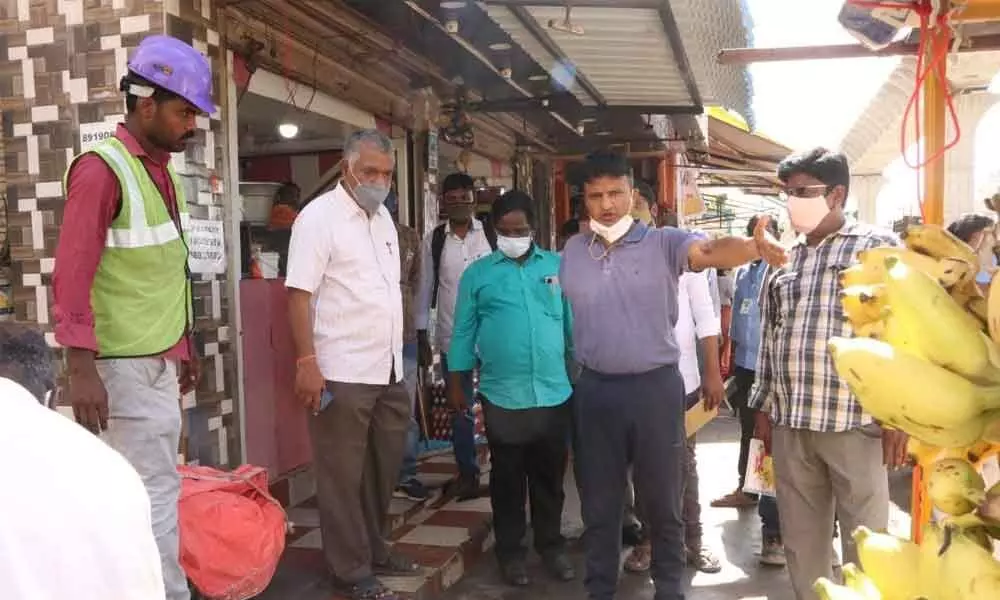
top-left (0, 0), bottom-right (238, 466)
top-left (257, 451), bottom-right (494, 600)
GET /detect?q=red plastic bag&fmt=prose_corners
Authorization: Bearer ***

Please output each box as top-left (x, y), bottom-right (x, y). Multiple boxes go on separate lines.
top-left (178, 465), bottom-right (287, 600)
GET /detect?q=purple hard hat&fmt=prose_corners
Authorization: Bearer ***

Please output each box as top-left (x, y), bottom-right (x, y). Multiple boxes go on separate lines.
top-left (127, 35), bottom-right (216, 114)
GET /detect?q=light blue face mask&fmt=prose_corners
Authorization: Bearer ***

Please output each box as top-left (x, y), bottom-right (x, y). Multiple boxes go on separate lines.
top-left (977, 253), bottom-right (998, 285)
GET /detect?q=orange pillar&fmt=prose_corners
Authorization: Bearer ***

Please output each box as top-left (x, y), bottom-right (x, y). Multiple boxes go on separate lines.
top-left (910, 24), bottom-right (950, 546)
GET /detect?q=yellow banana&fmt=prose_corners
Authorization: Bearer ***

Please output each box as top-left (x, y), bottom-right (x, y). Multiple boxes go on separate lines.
top-left (878, 309), bottom-right (925, 360)
top-left (828, 337), bottom-right (1000, 438)
top-left (884, 256), bottom-right (1000, 384)
top-left (852, 321), bottom-right (886, 339)
top-left (907, 437), bottom-right (944, 467)
top-left (935, 527), bottom-right (1000, 600)
top-left (840, 285), bottom-right (887, 327)
top-left (857, 246), bottom-right (972, 288)
top-left (988, 270), bottom-right (1000, 344)
top-left (841, 563), bottom-right (882, 599)
top-left (926, 457), bottom-right (987, 515)
top-left (840, 264), bottom-right (884, 288)
top-left (908, 439), bottom-right (1000, 468)
top-left (813, 578), bottom-right (867, 600)
top-left (853, 526), bottom-right (923, 600)
top-left (916, 525), bottom-right (947, 600)
top-left (902, 223), bottom-right (980, 266)
top-left (952, 279), bottom-right (989, 328)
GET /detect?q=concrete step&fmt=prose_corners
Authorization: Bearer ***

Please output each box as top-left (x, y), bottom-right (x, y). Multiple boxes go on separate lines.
top-left (255, 448), bottom-right (493, 599)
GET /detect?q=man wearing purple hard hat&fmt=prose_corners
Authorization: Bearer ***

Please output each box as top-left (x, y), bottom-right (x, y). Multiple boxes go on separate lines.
top-left (53, 35), bottom-right (216, 600)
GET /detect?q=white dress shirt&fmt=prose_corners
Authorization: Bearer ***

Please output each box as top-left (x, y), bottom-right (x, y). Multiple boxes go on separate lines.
top-left (675, 270), bottom-right (721, 394)
top-left (414, 218), bottom-right (494, 353)
top-left (0, 378), bottom-right (165, 600)
top-left (286, 183), bottom-right (403, 385)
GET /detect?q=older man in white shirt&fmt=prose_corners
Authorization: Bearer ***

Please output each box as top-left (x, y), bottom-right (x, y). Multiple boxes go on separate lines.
top-left (287, 129), bottom-right (415, 600)
top-left (0, 322), bottom-right (165, 600)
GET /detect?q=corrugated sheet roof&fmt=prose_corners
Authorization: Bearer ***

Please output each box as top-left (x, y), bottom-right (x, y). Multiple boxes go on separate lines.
top-left (482, 1), bottom-right (753, 120)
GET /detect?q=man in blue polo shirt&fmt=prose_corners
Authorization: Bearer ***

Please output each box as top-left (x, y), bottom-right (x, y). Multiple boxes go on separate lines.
top-left (560, 149), bottom-right (786, 600)
top-left (447, 191), bottom-right (575, 588)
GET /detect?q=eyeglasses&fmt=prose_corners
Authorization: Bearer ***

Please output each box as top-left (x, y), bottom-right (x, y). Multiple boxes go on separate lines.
top-left (779, 184), bottom-right (830, 199)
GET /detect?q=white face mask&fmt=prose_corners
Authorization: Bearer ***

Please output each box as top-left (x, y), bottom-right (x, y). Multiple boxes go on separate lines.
top-left (785, 194), bottom-right (830, 234)
top-left (497, 234), bottom-right (532, 259)
top-left (590, 215), bottom-right (634, 243)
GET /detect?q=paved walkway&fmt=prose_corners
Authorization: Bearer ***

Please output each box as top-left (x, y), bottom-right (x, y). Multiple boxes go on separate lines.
top-left (252, 415), bottom-right (915, 599)
top-left (438, 417), bottom-right (915, 600)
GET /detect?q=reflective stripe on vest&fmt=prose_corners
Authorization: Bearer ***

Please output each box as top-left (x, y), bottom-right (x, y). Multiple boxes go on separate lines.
top-left (89, 140), bottom-right (189, 247)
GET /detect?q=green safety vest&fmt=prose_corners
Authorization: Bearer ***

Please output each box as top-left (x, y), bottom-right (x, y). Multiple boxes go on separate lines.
top-left (64, 137), bottom-right (192, 358)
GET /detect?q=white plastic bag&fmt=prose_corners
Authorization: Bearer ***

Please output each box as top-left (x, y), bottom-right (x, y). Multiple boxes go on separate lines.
top-left (743, 438), bottom-right (776, 497)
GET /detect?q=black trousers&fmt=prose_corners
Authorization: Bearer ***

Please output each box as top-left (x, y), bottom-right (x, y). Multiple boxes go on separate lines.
top-left (575, 365), bottom-right (686, 600)
top-left (729, 367), bottom-right (757, 490)
top-left (485, 401), bottom-right (570, 562)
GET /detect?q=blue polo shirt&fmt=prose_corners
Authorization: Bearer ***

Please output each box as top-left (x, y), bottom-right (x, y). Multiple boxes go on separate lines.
top-left (730, 260), bottom-right (768, 371)
top-left (447, 247), bottom-right (573, 410)
top-left (560, 222), bottom-right (699, 374)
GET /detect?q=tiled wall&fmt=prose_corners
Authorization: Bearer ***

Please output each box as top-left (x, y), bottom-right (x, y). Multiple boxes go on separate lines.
top-left (0, 0), bottom-right (239, 467)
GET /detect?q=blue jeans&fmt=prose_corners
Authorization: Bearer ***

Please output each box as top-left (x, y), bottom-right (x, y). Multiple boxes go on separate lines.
top-left (759, 494), bottom-right (781, 541)
top-left (440, 352), bottom-right (479, 478)
top-left (398, 344), bottom-right (421, 486)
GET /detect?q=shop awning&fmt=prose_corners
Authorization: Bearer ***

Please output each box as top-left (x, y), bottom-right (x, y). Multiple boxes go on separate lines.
top-left (697, 112), bottom-right (792, 194)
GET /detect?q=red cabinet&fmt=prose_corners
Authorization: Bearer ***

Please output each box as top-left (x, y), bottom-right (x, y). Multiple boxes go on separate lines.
top-left (240, 279), bottom-right (312, 477)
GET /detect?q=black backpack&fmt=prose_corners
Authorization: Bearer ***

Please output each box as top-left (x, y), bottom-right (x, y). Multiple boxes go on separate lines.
top-left (430, 218), bottom-right (497, 308)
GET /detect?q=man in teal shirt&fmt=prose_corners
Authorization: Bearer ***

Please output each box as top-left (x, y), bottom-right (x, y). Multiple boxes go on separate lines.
top-left (448, 190), bottom-right (574, 588)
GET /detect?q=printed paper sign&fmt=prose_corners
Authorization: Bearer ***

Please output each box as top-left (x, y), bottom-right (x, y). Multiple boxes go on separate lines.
top-left (79, 117), bottom-right (123, 152)
top-left (186, 218), bottom-right (226, 274)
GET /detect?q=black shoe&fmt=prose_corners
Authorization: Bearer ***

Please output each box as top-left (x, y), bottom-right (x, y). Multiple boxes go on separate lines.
top-left (542, 551), bottom-right (575, 582)
top-left (500, 559), bottom-right (531, 587)
top-left (622, 523), bottom-right (645, 547)
top-left (447, 473), bottom-right (481, 501)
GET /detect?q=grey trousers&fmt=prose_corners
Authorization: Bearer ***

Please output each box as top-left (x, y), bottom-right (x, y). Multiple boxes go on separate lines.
top-left (575, 365), bottom-right (687, 600)
top-left (97, 358), bottom-right (189, 600)
top-left (772, 425), bottom-right (889, 600)
top-left (309, 379), bottom-right (411, 584)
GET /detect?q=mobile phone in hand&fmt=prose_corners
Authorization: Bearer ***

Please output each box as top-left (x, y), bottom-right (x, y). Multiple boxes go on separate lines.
top-left (319, 387), bottom-right (334, 412)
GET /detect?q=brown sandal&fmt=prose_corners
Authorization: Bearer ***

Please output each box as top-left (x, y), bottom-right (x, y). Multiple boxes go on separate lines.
top-left (624, 542), bottom-right (651, 573)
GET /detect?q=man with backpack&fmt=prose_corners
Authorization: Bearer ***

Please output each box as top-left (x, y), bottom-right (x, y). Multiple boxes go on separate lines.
top-left (415, 173), bottom-right (497, 499)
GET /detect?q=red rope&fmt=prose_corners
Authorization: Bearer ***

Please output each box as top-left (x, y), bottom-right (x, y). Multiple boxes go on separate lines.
top-left (847, 1), bottom-right (961, 221)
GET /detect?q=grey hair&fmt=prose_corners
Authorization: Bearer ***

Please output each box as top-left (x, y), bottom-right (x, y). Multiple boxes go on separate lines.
top-left (0, 322), bottom-right (55, 403)
top-left (344, 129), bottom-right (394, 165)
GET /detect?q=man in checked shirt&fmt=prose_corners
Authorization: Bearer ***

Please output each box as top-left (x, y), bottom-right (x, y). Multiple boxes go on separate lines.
top-left (749, 148), bottom-right (909, 600)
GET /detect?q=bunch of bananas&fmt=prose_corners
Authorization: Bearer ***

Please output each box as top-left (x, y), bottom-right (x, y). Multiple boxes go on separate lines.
top-left (820, 224), bottom-right (1000, 597)
top-left (814, 526), bottom-right (1000, 599)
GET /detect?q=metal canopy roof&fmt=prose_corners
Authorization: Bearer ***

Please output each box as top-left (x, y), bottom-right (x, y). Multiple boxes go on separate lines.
top-left (480, 0), bottom-right (754, 130)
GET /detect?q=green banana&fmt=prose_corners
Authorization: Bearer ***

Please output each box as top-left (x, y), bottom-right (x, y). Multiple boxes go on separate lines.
top-left (841, 563), bottom-right (882, 599)
top-left (828, 337), bottom-right (1000, 439)
top-left (853, 526), bottom-right (923, 600)
top-left (935, 527), bottom-right (1000, 600)
top-left (813, 577), bottom-right (868, 600)
top-left (926, 457), bottom-right (987, 516)
top-left (883, 256), bottom-right (1000, 385)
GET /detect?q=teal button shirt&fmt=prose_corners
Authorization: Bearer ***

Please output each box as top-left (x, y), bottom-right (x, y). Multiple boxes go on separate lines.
top-left (448, 247), bottom-right (573, 411)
